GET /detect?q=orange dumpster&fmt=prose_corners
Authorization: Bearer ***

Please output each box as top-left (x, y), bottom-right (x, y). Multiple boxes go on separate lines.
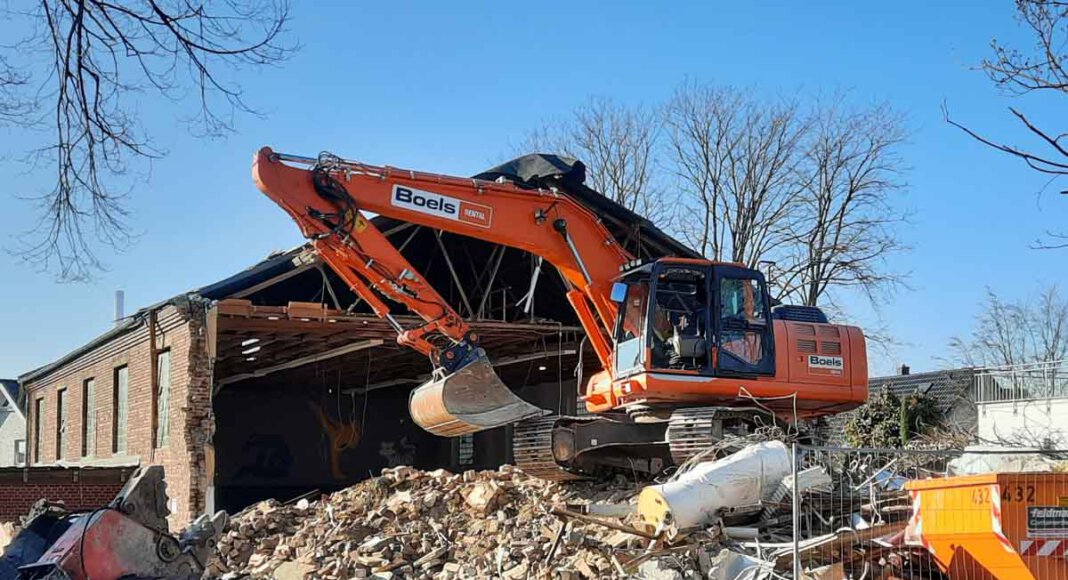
top-left (905, 472), bottom-right (1068, 579)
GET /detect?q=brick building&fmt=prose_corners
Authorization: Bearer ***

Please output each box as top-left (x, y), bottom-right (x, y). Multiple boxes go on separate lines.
top-left (20, 299), bottom-right (213, 524)
top-left (18, 161), bottom-right (694, 527)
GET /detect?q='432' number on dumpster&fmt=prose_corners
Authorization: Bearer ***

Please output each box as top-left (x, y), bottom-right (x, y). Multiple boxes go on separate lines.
top-left (971, 486), bottom-right (1036, 504)
top-left (1003, 485), bottom-right (1036, 503)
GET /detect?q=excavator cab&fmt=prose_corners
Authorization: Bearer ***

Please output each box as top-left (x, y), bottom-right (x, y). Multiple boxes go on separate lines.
top-left (612, 260), bottom-right (775, 380)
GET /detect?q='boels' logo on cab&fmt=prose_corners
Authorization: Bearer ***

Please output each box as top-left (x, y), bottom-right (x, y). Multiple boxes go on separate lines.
top-left (391, 185), bottom-right (493, 228)
top-left (808, 355), bottom-right (844, 370)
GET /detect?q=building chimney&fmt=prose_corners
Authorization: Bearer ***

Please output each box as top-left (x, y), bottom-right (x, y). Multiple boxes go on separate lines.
top-left (899, 363), bottom-right (910, 376)
top-left (114, 290), bottom-right (125, 326)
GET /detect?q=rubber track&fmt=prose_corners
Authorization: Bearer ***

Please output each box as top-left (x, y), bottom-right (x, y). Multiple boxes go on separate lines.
top-left (512, 416), bottom-right (593, 482)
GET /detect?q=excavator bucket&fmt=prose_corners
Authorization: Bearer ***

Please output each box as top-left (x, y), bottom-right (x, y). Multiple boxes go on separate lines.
top-left (409, 349), bottom-right (545, 436)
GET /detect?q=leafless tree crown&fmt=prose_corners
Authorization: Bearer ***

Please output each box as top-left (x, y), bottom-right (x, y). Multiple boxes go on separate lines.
top-left (665, 84), bottom-right (807, 269)
top-left (663, 86), bottom-right (908, 309)
top-left (0, 0), bottom-right (294, 281)
top-left (947, 0), bottom-right (1068, 248)
top-left (518, 97), bottom-right (667, 223)
top-left (780, 101), bottom-right (909, 308)
top-left (521, 85), bottom-right (909, 313)
top-left (951, 285), bottom-right (1068, 366)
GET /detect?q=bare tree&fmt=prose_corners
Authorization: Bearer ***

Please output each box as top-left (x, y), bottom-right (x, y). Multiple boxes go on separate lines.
top-left (951, 285), bottom-right (1068, 366)
top-left (523, 86), bottom-right (908, 316)
top-left (776, 101), bottom-right (909, 307)
top-left (0, 55), bottom-right (30, 121)
top-left (1, 0), bottom-right (294, 281)
top-left (946, 0), bottom-right (1068, 247)
top-left (664, 83), bottom-right (807, 268)
top-left (519, 97), bottom-right (666, 222)
top-left (663, 85), bottom-right (906, 308)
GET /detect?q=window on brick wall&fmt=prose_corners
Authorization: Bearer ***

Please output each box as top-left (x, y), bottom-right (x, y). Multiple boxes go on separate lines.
top-left (56, 388), bottom-right (68, 461)
top-left (13, 440), bottom-right (26, 466)
top-left (82, 378), bottom-right (95, 457)
top-left (156, 350), bottom-right (171, 448)
top-left (33, 398), bottom-right (44, 464)
top-left (113, 366), bottom-right (129, 454)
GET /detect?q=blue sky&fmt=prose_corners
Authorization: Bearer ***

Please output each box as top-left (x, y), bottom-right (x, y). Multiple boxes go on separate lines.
top-left (1, 1), bottom-right (1065, 378)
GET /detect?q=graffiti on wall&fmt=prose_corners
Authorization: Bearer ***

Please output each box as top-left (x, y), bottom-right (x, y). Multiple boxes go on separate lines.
top-left (308, 400), bottom-right (361, 480)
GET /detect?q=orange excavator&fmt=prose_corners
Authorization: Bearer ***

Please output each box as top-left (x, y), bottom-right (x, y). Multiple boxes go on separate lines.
top-left (252, 148), bottom-right (868, 479)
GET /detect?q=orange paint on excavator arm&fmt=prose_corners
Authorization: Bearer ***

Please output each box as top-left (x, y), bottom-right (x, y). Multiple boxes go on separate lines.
top-left (252, 147), bottom-right (627, 368)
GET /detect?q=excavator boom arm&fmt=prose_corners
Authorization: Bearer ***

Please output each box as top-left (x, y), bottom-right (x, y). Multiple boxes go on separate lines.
top-left (252, 148), bottom-right (631, 368)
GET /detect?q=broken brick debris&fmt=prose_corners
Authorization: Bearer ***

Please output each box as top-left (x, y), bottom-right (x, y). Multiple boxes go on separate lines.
top-left (206, 447), bottom-right (948, 580)
top-left (207, 465), bottom-right (656, 580)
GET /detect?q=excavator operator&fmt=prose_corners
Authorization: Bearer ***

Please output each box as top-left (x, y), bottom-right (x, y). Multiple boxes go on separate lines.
top-left (651, 279), bottom-right (707, 370)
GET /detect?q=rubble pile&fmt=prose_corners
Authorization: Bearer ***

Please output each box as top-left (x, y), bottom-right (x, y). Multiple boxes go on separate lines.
top-left (208, 448), bottom-right (952, 580)
top-left (0, 522), bottom-right (17, 554)
top-left (209, 465), bottom-right (694, 580)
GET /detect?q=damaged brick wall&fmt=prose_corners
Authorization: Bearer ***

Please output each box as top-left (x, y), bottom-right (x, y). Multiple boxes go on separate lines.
top-left (0, 466), bottom-right (134, 523)
top-left (175, 297), bottom-right (215, 524)
top-left (21, 300), bottom-right (214, 528)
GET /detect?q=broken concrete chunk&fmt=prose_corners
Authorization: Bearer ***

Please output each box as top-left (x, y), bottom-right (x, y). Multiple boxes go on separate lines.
top-left (385, 490), bottom-right (412, 512)
top-left (501, 560), bottom-right (529, 579)
top-left (462, 481), bottom-right (503, 514)
top-left (271, 561), bottom-right (316, 580)
top-left (636, 558), bottom-right (685, 580)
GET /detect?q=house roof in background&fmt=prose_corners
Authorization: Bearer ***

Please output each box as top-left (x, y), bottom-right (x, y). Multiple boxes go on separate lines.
top-left (868, 368), bottom-right (977, 413)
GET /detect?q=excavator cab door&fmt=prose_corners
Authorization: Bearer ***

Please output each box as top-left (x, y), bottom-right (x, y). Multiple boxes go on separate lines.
top-left (712, 266), bottom-right (775, 377)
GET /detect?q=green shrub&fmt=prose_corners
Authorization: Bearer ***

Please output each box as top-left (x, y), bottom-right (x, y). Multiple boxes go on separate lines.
top-left (845, 391), bottom-right (943, 448)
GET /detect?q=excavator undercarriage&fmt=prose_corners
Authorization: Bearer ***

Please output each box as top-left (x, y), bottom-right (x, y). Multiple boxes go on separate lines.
top-left (512, 407), bottom-right (784, 481)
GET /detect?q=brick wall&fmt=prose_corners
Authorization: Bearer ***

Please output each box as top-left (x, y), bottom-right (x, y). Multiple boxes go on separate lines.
top-left (21, 299), bottom-right (214, 527)
top-left (0, 466), bottom-right (134, 523)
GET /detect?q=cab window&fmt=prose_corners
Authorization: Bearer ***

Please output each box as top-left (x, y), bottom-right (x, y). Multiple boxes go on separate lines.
top-left (719, 277), bottom-right (767, 366)
top-left (650, 268), bottom-right (708, 371)
top-left (614, 281), bottom-right (649, 374)
top-left (720, 278), bottom-right (766, 323)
